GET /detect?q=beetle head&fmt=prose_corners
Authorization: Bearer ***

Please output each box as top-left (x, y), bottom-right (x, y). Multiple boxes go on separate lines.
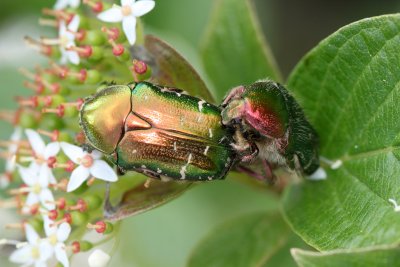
top-left (80, 85), bottom-right (132, 154)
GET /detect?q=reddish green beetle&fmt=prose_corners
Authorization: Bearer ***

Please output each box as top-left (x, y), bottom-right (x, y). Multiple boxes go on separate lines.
top-left (221, 80), bottom-right (319, 181)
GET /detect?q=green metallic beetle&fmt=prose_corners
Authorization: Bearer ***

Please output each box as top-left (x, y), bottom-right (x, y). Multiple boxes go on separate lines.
top-left (80, 82), bottom-right (236, 181)
top-left (221, 80), bottom-right (319, 181)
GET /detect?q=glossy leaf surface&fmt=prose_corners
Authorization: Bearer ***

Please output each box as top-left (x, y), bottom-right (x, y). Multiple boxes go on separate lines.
top-left (283, 14), bottom-right (400, 250)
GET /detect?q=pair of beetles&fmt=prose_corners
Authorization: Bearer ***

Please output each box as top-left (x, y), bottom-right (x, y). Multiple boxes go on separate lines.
top-left (80, 80), bottom-right (319, 183)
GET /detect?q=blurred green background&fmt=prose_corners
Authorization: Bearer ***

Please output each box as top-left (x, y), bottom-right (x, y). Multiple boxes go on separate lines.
top-left (0, 0), bottom-right (399, 266)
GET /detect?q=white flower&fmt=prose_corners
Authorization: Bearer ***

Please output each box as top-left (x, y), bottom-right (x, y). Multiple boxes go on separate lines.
top-left (43, 216), bottom-right (71, 267)
top-left (88, 249), bottom-right (111, 267)
top-left (0, 173), bottom-right (11, 188)
top-left (9, 224), bottom-right (53, 267)
top-left (6, 127), bottom-right (22, 173)
top-left (25, 129), bottom-right (60, 185)
top-left (0, 127), bottom-right (22, 188)
top-left (54, 0), bottom-right (80, 10)
top-left (18, 164), bottom-right (55, 212)
top-left (60, 142), bottom-right (118, 192)
top-left (58, 15), bottom-right (81, 65)
top-left (97, 0), bottom-right (155, 45)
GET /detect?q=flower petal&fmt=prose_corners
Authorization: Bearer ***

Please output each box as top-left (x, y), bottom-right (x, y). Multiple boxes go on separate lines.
top-left (57, 223), bottom-right (71, 242)
top-left (0, 174), bottom-right (10, 188)
top-left (39, 240), bottom-right (54, 262)
top-left (9, 244), bottom-right (34, 264)
top-left (43, 216), bottom-right (56, 237)
top-left (97, 6), bottom-right (123, 22)
top-left (43, 215), bottom-right (57, 237)
top-left (25, 192), bottom-right (39, 208)
top-left (25, 129), bottom-right (46, 155)
top-left (25, 223), bottom-right (40, 245)
top-left (35, 260), bottom-right (48, 267)
top-left (122, 15), bottom-right (137, 45)
top-left (121, 0), bottom-right (134, 6)
top-left (29, 162), bottom-right (41, 173)
top-left (71, 0), bottom-right (81, 8)
top-left (68, 14), bottom-right (80, 32)
top-left (67, 165), bottom-right (90, 192)
top-left (9, 127), bottom-right (22, 154)
top-left (67, 50), bottom-right (80, 65)
top-left (61, 142), bottom-right (84, 163)
top-left (90, 160), bottom-right (118, 182)
top-left (48, 168), bottom-right (57, 184)
top-left (18, 165), bottom-right (37, 186)
top-left (91, 149), bottom-right (103, 160)
top-left (88, 249), bottom-right (111, 267)
top-left (5, 154), bottom-right (17, 172)
top-left (40, 188), bottom-right (55, 210)
top-left (39, 165), bottom-right (50, 187)
top-left (131, 0), bottom-right (155, 17)
top-left (55, 243), bottom-right (70, 267)
top-left (54, 0), bottom-right (68, 10)
top-left (11, 127), bottom-right (23, 142)
top-left (60, 49), bottom-right (68, 65)
top-left (45, 142), bottom-right (60, 159)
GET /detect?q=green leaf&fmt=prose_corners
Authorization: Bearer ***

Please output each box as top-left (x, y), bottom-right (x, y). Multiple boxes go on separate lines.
top-left (140, 35), bottom-right (214, 102)
top-left (292, 245), bottom-right (400, 267)
top-left (104, 180), bottom-right (191, 221)
top-left (187, 212), bottom-right (304, 267)
top-left (201, 0), bottom-right (281, 101)
top-left (283, 14), bottom-right (400, 249)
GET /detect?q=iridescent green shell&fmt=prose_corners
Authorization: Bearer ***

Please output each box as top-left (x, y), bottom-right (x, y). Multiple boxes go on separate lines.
top-left (80, 82), bottom-right (236, 181)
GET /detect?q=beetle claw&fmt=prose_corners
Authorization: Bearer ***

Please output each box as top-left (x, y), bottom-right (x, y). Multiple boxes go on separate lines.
top-left (117, 166), bottom-right (126, 176)
top-left (82, 143), bottom-right (95, 153)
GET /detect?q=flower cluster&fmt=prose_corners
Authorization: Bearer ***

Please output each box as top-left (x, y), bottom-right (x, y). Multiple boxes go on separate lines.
top-left (0, 0), bottom-right (155, 266)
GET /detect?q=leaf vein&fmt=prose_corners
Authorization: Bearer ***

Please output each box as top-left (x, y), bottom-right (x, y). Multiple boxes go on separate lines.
top-left (323, 30), bottom-right (400, 151)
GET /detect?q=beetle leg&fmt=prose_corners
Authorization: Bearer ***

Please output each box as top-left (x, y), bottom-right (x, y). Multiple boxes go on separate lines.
top-left (117, 166), bottom-right (126, 175)
top-left (82, 143), bottom-right (95, 153)
top-left (236, 159), bottom-right (276, 185)
top-left (136, 168), bottom-right (161, 180)
top-left (239, 141), bottom-right (259, 162)
top-left (221, 85), bottom-right (245, 107)
top-left (261, 159), bottom-right (277, 185)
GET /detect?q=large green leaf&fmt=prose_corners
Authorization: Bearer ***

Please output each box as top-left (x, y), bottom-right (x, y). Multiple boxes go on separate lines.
top-left (201, 0), bottom-right (281, 101)
top-left (187, 212), bottom-right (304, 267)
top-left (292, 245), bottom-right (400, 267)
top-left (283, 14), bottom-right (400, 249)
top-left (104, 179), bottom-right (191, 221)
top-left (142, 35), bottom-right (214, 102)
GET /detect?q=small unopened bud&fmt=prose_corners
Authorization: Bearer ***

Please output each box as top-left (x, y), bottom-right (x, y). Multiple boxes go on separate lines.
top-left (47, 156), bottom-right (57, 168)
top-left (48, 209), bottom-right (58, 220)
top-left (70, 211), bottom-right (88, 226)
top-left (87, 221), bottom-right (113, 234)
top-left (83, 195), bottom-right (102, 210)
top-left (101, 27), bottom-right (119, 40)
top-left (72, 241), bottom-right (81, 253)
top-left (51, 213), bottom-right (72, 227)
top-left (84, 0), bottom-right (104, 13)
top-left (57, 198), bottom-right (66, 210)
top-left (132, 60), bottom-right (152, 81)
top-left (67, 198), bottom-right (87, 212)
top-left (133, 60), bottom-right (147, 74)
